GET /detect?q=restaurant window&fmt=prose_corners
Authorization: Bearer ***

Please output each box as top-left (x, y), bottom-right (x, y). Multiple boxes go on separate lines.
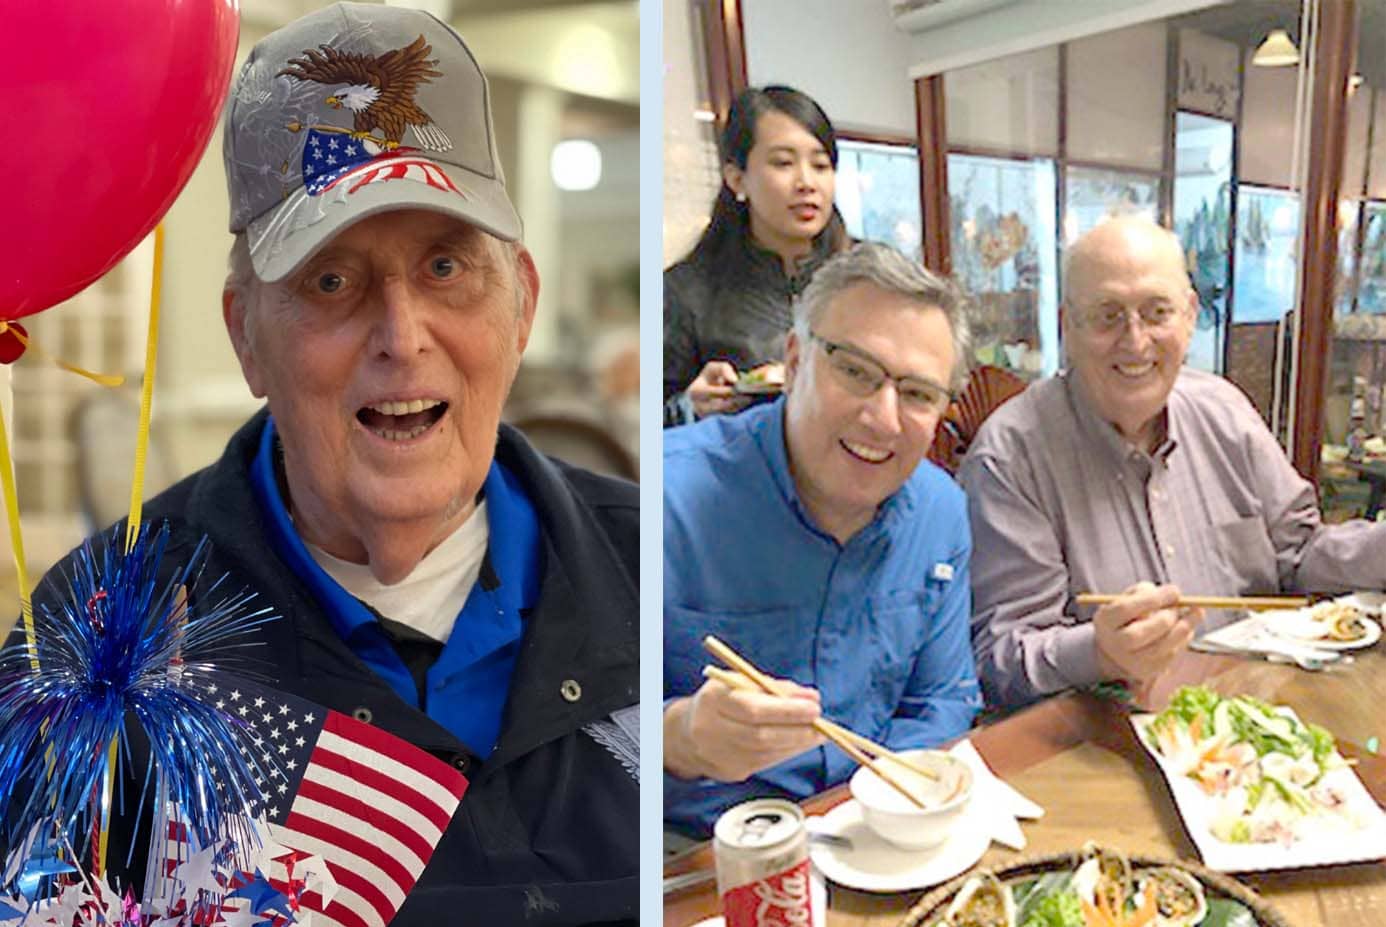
top-left (1062, 166), bottom-right (1159, 243)
top-left (837, 139), bottom-right (922, 263)
top-left (1173, 111), bottom-right (1234, 374)
top-left (1232, 185), bottom-right (1300, 325)
top-left (947, 153), bottom-right (1058, 379)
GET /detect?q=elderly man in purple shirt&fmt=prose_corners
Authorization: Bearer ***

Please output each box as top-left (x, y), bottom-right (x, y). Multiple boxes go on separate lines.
top-left (960, 216), bottom-right (1386, 710)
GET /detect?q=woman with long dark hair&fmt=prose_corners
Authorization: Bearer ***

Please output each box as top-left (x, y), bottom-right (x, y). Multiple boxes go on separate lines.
top-left (664, 85), bottom-right (848, 425)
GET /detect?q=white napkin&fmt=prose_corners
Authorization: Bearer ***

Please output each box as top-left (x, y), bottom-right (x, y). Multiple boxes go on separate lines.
top-left (1194, 614), bottom-right (1340, 663)
top-left (948, 739), bottom-right (1043, 851)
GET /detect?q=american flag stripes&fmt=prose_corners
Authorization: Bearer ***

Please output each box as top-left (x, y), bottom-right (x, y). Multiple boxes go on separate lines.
top-left (157, 678), bottom-right (468, 927)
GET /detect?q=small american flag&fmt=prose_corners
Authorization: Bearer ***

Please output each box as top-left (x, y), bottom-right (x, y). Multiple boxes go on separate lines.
top-left (156, 678), bottom-right (468, 927)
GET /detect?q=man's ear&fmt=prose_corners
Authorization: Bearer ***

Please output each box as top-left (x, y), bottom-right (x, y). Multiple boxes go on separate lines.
top-left (223, 287), bottom-right (267, 398)
top-left (782, 329), bottom-right (803, 396)
top-left (513, 245), bottom-right (540, 354)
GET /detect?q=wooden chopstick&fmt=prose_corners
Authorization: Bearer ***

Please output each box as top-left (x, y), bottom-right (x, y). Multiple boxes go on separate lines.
top-left (701, 635), bottom-right (931, 809)
top-left (701, 665), bottom-right (941, 782)
top-left (1075, 593), bottom-right (1309, 611)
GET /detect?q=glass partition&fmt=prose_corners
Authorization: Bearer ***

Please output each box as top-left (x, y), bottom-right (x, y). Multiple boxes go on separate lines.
top-left (837, 139), bottom-right (923, 262)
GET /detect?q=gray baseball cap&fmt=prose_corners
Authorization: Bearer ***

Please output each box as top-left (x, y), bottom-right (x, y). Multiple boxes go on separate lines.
top-left (224, 2), bottom-right (521, 282)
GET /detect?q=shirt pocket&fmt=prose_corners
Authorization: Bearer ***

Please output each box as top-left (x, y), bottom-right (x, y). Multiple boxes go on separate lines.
top-left (861, 584), bottom-right (940, 715)
top-left (1213, 514), bottom-right (1279, 591)
top-left (663, 602), bottom-right (816, 700)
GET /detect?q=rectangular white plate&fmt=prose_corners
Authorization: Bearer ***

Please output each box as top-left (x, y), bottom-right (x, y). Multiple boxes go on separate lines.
top-left (1130, 713), bottom-right (1386, 871)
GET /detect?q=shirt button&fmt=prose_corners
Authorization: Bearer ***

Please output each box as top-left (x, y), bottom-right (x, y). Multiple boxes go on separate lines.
top-left (1165, 546), bottom-right (1175, 557)
top-left (560, 679), bottom-right (582, 702)
top-left (352, 706), bottom-right (373, 724)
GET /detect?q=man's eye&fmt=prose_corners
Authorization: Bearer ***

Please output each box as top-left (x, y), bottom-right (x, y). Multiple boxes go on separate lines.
top-left (317, 273), bottom-right (344, 294)
top-left (430, 256), bottom-right (457, 278)
top-left (903, 385), bottom-right (942, 408)
top-left (839, 360), bottom-right (873, 383)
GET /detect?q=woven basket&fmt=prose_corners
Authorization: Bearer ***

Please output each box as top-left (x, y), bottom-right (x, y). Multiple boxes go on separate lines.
top-left (895, 847), bottom-right (1293, 927)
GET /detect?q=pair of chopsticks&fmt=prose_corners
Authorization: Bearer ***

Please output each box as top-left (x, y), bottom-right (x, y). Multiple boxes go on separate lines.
top-left (701, 635), bottom-right (936, 810)
top-left (1075, 593), bottom-right (1309, 611)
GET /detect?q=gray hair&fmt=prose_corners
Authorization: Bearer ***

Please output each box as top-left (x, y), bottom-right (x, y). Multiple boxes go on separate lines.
top-left (792, 242), bottom-right (972, 390)
top-left (226, 232), bottom-right (264, 346)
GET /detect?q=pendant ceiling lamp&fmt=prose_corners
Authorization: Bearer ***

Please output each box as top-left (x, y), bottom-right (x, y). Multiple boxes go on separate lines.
top-left (1252, 28), bottom-right (1300, 67)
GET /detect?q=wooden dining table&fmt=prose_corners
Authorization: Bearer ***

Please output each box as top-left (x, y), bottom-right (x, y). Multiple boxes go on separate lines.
top-left (664, 643), bottom-right (1386, 926)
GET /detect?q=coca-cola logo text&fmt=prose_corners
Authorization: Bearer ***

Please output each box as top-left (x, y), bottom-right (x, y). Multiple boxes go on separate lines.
top-left (723, 860), bottom-right (812, 927)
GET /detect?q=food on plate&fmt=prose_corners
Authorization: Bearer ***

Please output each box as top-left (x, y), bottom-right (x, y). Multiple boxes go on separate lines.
top-left (1144, 686), bottom-right (1362, 845)
top-left (908, 848), bottom-right (1259, 927)
top-left (738, 363), bottom-right (785, 388)
top-left (1303, 599), bottom-right (1370, 641)
top-left (942, 873), bottom-right (1015, 926)
top-left (1133, 868), bottom-right (1207, 927)
top-left (1070, 844), bottom-right (1131, 915)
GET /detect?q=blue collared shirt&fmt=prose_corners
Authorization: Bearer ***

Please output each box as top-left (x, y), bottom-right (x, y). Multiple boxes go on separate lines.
top-left (249, 416), bottom-right (539, 757)
top-left (663, 399), bottom-right (981, 835)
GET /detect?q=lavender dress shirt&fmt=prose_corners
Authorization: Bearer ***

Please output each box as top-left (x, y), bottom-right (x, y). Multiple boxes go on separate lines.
top-left (959, 368), bottom-right (1386, 709)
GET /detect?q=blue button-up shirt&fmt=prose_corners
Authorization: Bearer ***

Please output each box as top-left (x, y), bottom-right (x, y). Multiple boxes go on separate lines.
top-left (663, 400), bottom-right (981, 835)
top-left (249, 416), bottom-right (539, 757)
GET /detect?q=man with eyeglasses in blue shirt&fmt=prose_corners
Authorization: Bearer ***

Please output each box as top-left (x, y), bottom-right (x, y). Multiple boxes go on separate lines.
top-left (961, 216), bottom-right (1386, 712)
top-left (662, 242), bottom-right (981, 838)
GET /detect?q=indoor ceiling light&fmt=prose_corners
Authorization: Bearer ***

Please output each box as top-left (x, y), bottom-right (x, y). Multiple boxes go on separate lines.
top-left (1252, 29), bottom-right (1299, 67)
top-left (551, 139), bottom-right (602, 192)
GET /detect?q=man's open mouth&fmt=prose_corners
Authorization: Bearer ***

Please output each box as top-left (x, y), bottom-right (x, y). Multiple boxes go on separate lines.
top-left (356, 399), bottom-right (448, 442)
top-left (841, 439), bottom-right (893, 464)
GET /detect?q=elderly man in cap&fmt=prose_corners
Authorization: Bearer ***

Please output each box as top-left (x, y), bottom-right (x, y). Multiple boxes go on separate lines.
top-left (663, 242), bottom-right (981, 838)
top-left (29, 3), bottom-right (638, 924)
top-left (961, 216), bottom-right (1386, 711)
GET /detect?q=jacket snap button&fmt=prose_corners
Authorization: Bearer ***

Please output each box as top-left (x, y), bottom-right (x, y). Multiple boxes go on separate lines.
top-left (560, 679), bottom-right (582, 702)
top-left (352, 706), bottom-right (373, 723)
top-left (450, 753), bottom-right (471, 774)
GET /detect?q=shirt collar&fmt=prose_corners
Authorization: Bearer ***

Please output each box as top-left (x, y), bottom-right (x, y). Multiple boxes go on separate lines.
top-left (1063, 369), bottom-right (1178, 470)
top-left (249, 417), bottom-right (539, 644)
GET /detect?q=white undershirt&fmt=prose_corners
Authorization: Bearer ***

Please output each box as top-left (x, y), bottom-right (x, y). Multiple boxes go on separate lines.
top-left (305, 499), bottom-right (490, 643)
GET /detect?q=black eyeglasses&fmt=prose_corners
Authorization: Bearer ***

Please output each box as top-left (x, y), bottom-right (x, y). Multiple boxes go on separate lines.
top-left (808, 331), bottom-right (953, 416)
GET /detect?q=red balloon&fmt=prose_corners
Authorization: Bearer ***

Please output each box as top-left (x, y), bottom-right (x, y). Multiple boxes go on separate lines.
top-left (0, 1), bottom-right (240, 320)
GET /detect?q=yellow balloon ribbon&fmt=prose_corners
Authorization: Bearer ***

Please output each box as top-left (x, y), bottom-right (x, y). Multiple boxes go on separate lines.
top-left (99, 224), bottom-right (166, 876)
top-left (0, 399), bottom-right (34, 671)
top-left (125, 223), bottom-right (163, 553)
top-left (0, 323), bottom-right (124, 388)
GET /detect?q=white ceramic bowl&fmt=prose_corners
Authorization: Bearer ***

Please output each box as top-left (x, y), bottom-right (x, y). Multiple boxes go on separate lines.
top-left (848, 749), bottom-right (973, 851)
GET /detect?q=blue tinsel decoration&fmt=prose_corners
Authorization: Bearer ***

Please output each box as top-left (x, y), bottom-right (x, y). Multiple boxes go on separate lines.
top-left (0, 521), bottom-right (276, 898)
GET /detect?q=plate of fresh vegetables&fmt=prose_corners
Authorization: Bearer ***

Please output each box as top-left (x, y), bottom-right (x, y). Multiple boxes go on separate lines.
top-left (1133, 685), bottom-right (1386, 871)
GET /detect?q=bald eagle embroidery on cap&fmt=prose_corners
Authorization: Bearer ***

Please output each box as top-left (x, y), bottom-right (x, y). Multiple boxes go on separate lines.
top-left (277, 34), bottom-right (468, 200)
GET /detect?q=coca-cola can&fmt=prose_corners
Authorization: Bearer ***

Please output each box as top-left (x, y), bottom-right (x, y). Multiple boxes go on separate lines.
top-left (713, 798), bottom-right (813, 927)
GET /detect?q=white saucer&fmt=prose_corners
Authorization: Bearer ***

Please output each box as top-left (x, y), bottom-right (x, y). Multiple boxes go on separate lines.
top-left (685, 867), bottom-right (827, 927)
top-left (807, 799), bottom-right (990, 893)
